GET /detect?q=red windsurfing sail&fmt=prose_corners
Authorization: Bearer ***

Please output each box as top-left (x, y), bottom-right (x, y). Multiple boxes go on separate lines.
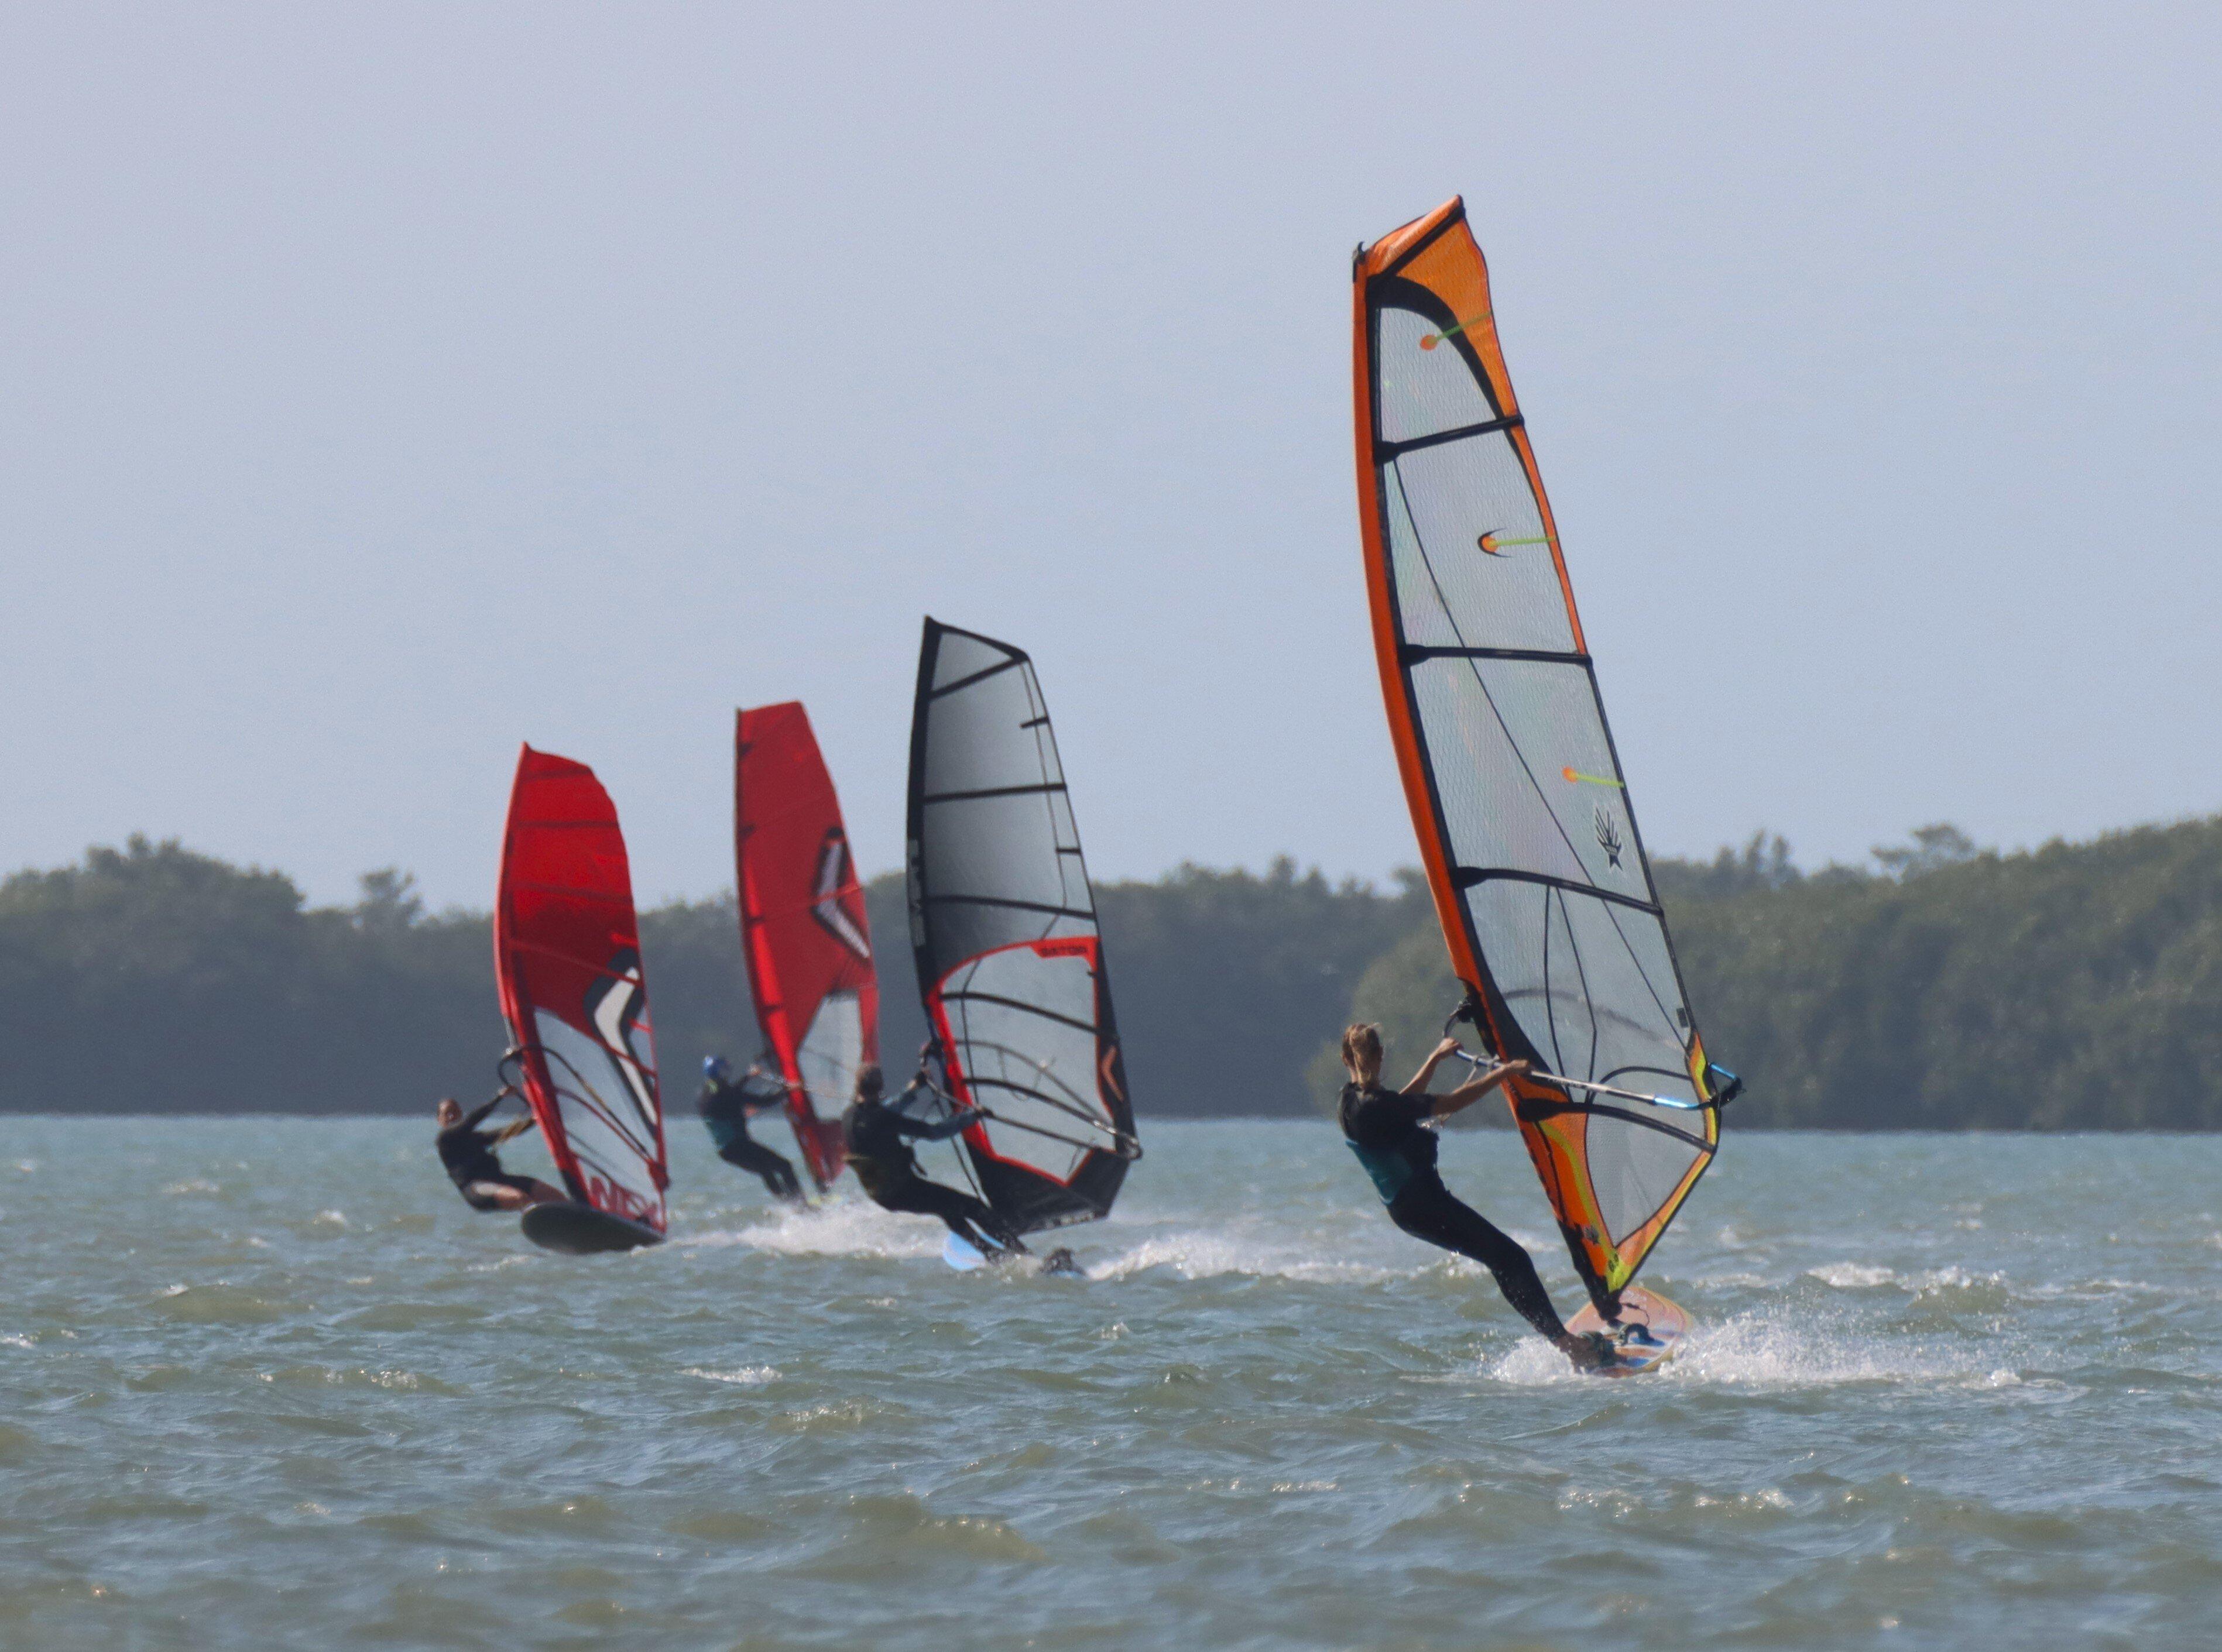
top-left (735, 703), bottom-right (876, 1190)
top-left (493, 744), bottom-right (670, 1235)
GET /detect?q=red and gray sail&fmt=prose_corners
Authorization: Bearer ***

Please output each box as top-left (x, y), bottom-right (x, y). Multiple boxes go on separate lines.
top-left (493, 744), bottom-right (670, 1237)
top-left (735, 702), bottom-right (877, 1191)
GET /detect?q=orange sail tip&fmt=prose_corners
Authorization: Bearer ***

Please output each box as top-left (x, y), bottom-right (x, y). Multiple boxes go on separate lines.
top-left (1356, 195), bottom-right (1466, 281)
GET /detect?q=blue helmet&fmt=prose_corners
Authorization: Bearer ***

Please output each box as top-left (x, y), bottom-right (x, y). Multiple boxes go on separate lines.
top-left (703, 1055), bottom-right (731, 1082)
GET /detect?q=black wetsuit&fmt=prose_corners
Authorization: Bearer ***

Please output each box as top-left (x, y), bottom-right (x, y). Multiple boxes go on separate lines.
top-left (1339, 1080), bottom-right (1568, 1342)
top-left (699, 1074), bottom-right (803, 1201)
top-left (842, 1085), bottom-right (1016, 1251)
top-left (437, 1097), bottom-right (540, 1212)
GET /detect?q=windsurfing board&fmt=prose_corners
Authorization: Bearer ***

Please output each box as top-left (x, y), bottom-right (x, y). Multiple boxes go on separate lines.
top-left (1565, 1284), bottom-right (1689, 1377)
top-left (520, 1201), bottom-right (665, 1255)
top-left (942, 1231), bottom-right (1083, 1277)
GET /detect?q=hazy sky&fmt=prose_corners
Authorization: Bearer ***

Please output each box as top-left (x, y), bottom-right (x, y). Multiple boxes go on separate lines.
top-left (4, 4), bottom-right (2218, 909)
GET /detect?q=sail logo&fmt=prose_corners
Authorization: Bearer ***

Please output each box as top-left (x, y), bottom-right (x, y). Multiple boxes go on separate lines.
top-left (1477, 530), bottom-right (1548, 557)
top-left (1594, 806), bottom-right (1625, 870)
top-left (810, 827), bottom-right (872, 962)
top-left (585, 950), bottom-right (660, 1131)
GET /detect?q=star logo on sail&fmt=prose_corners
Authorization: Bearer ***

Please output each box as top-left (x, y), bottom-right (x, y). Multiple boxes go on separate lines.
top-left (811, 827), bottom-right (872, 963)
top-left (1594, 806), bottom-right (1625, 870)
top-left (1478, 531), bottom-right (1548, 557)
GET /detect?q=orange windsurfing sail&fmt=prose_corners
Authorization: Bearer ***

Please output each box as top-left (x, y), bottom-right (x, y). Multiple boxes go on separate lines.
top-left (1350, 198), bottom-right (1735, 1313)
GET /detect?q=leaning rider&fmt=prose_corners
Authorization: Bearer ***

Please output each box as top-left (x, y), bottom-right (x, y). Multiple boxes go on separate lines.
top-left (842, 1059), bottom-right (1022, 1255)
top-left (1337, 1021), bottom-right (1617, 1372)
top-left (434, 1090), bottom-right (565, 1214)
top-left (699, 1056), bottom-right (805, 1203)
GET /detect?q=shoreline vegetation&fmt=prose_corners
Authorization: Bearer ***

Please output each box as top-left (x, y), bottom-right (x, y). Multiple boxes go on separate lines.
top-left (3, 818), bottom-right (2218, 1127)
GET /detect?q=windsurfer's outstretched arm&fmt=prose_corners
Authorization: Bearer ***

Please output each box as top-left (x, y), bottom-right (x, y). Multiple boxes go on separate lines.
top-left (434, 1094), bottom-right (565, 1216)
top-left (698, 1056), bottom-right (805, 1203)
top-left (1416, 1039), bottom-right (1527, 1119)
top-left (895, 1108), bottom-right (980, 1144)
top-left (843, 1066), bottom-right (1021, 1254)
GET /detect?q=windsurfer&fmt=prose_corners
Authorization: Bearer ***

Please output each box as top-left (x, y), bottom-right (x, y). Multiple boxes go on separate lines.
top-left (699, 1056), bottom-right (805, 1202)
top-left (842, 1062), bottom-right (1023, 1255)
top-left (1337, 1024), bottom-right (1617, 1372)
top-left (435, 1092), bottom-right (564, 1213)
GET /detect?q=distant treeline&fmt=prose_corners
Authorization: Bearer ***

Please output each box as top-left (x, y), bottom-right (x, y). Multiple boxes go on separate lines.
top-left (0, 839), bottom-right (1419, 1118)
top-left (1340, 820), bottom-right (2222, 1129)
top-left (5, 817), bottom-right (2222, 1126)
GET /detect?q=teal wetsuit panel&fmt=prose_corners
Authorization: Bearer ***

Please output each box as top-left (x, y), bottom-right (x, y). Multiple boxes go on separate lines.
top-left (1346, 1138), bottom-right (1416, 1205)
top-left (703, 1116), bottom-right (743, 1153)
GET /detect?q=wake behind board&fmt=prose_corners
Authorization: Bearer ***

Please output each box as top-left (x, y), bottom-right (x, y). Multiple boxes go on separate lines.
top-left (1565, 1285), bottom-right (1690, 1378)
top-left (521, 1201), bottom-right (665, 1255)
top-left (942, 1231), bottom-right (1082, 1277)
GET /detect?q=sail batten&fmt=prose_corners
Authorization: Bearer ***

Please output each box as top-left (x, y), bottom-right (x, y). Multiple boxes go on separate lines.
top-left (905, 619), bottom-right (1138, 1235)
top-left (1353, 200), bottom-right (1724, 1313)
top-left (735, 702), bottom-right (877, 1192)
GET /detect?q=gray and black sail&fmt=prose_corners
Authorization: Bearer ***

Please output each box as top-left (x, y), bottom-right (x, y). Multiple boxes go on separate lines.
top-left (904, 618), bottom-right (1139, 1233)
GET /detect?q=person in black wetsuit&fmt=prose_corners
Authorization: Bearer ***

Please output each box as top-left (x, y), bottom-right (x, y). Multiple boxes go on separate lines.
top-left (842, 1063), bottom-right (1023, 1255)
top-left (435, 1093), bottom-right (565, 1213)
top-left (1337, 1022), bottom-right (1616, 1373)
top-left (699, 1056), bottom-right (804, 1202)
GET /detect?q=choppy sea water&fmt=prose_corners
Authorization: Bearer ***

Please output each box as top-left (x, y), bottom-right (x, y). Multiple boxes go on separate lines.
top-left (4, 1118), bottom-right (2222, 1649)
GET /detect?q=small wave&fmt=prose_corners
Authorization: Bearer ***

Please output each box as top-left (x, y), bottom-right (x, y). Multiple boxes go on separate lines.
top-left (1086, 1229), bottom-right (1391, 1284)
top-left (841, 1492), bottom-right (1046, 1562)
top-left (1809, 1262), bottom-right (1898, 1289)
top-left (152, 1283), bottom-right (292, 1325)
top-left (161, 1179), bottom-right (220, 1197)
top-left (1487, 1304), bottom-right (1976, 1388)
top-left (683, 1365), bottom-right (779, 1386)
top-left (465, 1254), bottom-right (536, 1274)
top-left (256, 1366), bottom-right (465, 1395)
top-left (683, 1200), bottom-right (942, 1261)
top-left (775, 1398), bottom-right (885, 1434)
top-left (1806, 1262), bottom-right (2010, 1302)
